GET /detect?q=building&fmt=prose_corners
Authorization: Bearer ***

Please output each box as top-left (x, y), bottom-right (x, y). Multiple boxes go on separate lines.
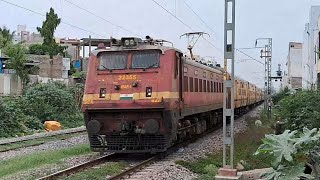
top-left (302, 6), bottom-right (320, 89)
top-left (57, 38), bottom-right (81, 61)
top-left (12, 25), bottom-right (43, 44)
top-left (283, 42), bottom-right (303, 90)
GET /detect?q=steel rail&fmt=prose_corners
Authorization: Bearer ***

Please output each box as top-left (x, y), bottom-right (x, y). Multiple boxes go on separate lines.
top-left (107, 104), bottom-right (262, 180)
top-left (0, 127), bottom-right (86, 146)
top-left (37, 153), bottom-right (119, 180)
top-left (36, 104), bottom-right (262, 180)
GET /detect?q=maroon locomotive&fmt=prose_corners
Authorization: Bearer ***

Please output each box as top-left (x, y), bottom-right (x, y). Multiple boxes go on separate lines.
top-left (82, 36), bottom-right (263, 153)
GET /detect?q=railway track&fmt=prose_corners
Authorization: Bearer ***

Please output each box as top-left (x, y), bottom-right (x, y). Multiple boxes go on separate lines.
top-left (37, 153), bottom-right (120, 180)
top-left (0, 127), bottom-right (86, 146)
top-left (108, 107), bottom-right (259, 180)
top-left (0, 127), bottom-right (87, 153)
top-left (36, 106), bottom-right (260, 180)
top-left (37, 121), bottom-right (224, 180)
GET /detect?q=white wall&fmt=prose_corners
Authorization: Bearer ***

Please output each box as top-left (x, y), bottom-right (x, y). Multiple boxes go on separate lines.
top-left (305, 6), bottom-right (320, 89)
top-left (288, 43), bottom-right (303, 78)
top-left (0, 74), bottom-right (22, 96)
top-left (302, 23), bottom-right (312, 89)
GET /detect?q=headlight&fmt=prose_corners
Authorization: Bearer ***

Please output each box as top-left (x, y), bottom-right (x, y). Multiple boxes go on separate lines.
top-left (130, 39), bottom-right (135, 46)
top-left (124, 39), bottom-right (130, 46)
top-left (146, 87), bottom-right (152, 97)
top-left (121, 37), bottom-right (139, 48)
top-left (99, 88), bottom-right (106, 98)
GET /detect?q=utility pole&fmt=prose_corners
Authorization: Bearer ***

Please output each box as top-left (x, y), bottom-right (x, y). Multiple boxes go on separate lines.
top-left (223, 0), bottom-right (235, 168)
top-left (256, 38), bottom-right (272, 119)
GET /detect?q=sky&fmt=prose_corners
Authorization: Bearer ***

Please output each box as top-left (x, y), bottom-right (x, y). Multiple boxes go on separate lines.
top-left (0, 0), bottom-right (319, 88)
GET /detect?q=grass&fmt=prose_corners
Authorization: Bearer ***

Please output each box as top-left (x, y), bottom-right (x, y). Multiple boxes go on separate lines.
top-left (0, 143), bottom-right (91, 178)
top-left (176, 109), bottom-right (275, 179)
top-left (0, 132), bottom-right (86, 152)
top-left (59, 162), bottom-right (127, 180)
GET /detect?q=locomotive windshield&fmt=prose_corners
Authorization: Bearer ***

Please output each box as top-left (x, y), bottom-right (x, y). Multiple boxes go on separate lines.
top-left (98, 53), bottom-right (127, 70)
top-left (131, 50), bottom-right (160, 69)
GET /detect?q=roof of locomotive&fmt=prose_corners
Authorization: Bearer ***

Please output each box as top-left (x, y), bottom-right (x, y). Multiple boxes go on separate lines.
top-left (91, 41), bottom-right (182, 56)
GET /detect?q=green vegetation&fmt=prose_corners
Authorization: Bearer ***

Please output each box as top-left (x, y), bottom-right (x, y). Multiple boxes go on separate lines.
top-left (0, 132), bottom-right (85, 152)
top-left (59, 163), bottom-right (127, 180)
top-left (274, 90), bottom-right (320, 131)
top-left (272, 87), bottom-right (290, 105)
top-left (0, 82), bottom-right (84, 137)
top-left (0, 144), bottom-right (90, 178)
top-left (176, 114), bottom-right (274, 179)
top-left (255, 128), bottom-right (320, 179)
top-left (254, 89), bottom-right (320, 179)
top-left (0, 26), bottom-right (14, 48)
top-left (37, 8), bottom-right (66, 58)
top-left (4, 43), bottom-right (31, 86)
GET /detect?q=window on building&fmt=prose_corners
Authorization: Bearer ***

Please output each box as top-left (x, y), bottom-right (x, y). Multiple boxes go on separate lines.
top-left (184, 76), bottom-right (188, 92)
top-left (199, 79), bottom-right (203, 92)
top-left (195, 78), bottom-right (199, 92)
top-left (207, 81), bottom-right (210, 92)
top-left (204, 80), bottom-right (207, 92)
top-left (189, 77), bottom-right (194, 92)
top-left (211, 81), bottom-right (213, 92)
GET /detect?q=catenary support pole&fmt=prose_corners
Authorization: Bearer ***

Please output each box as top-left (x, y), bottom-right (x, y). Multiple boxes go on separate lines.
top-left (223, 0), bottom-right (235, 168)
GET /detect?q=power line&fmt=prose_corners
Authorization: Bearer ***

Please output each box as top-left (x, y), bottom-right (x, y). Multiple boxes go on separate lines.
top-left (63, 0), bottom-right (141, 37)
top-left (182, 0), bottom-right (225, 44)
top-left (183, 1), bottom-right (216, 37)
top-left (0, 0), bottom-right (106, 38)
top-left (181, 0), bottom-right (266, 64)
top-left (151, 0), bottom-right (223, 56)
top-left (151, 0), bottom-right (194, 31)
top-left (236, 48), bottom-right (264, 65)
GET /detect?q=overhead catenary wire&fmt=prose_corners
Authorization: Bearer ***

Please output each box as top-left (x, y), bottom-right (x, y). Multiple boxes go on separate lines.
top-left (182, 0), bottom-right (265, 66)
top-left (236, 49), bottom-right (264, 65)
top-left (0, 0), bottom-right (107, 38)
top-left (63, 0), bottom-right (142, 37)
top-left (151, 0), bottom-right (224, 56)
top-left (183, 0), bottom-right (217, 38)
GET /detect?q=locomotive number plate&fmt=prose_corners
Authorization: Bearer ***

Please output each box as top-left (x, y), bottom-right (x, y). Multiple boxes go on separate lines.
top-left (120, 84), bottom-right (132, 89)
top-left (118, 75), bottom-right (137, 80)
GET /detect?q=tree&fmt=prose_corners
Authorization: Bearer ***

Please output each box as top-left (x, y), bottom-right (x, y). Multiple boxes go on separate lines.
top-left (0, 26), bottom-right (15, 48)
top-left (4, 43), bottom-right (30, 87)
top-left (37, 8), bottom-right (65, 58)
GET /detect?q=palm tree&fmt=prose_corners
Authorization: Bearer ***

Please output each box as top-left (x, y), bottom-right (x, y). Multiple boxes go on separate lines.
top-left (0, 26), bottom-right (15, 48)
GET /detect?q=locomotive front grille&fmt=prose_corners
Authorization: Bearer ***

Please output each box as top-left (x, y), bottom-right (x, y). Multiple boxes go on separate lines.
top-left (89, 134), bottom-right (168, 153)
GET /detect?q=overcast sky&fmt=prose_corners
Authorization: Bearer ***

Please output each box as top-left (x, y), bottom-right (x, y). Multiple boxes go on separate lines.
top-left (0, 0), bottom-right (319, 88)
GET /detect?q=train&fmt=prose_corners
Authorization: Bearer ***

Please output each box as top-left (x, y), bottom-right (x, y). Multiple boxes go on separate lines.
top-left (82, 36), bottom-right (263, 153)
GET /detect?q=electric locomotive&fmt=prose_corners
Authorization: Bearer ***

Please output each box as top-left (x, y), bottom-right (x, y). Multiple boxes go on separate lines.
top-left (82, 36), bottom-right (263, 153)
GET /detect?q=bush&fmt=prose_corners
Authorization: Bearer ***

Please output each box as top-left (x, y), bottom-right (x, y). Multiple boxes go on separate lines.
top-left (0, 82), bottom-right (84, 137)
top-left (0, 97), bottom-right (41, 137)
top-left (255, 128), bottom-right (320, 179)
top-left (28, 44), bottom-right (46, 55)
top-left (22, 82), bottom-right (83, 127)
top-left (272, 87), bottom-right (290, 104)
top-left (275, 90), bottom-right (320, 131)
